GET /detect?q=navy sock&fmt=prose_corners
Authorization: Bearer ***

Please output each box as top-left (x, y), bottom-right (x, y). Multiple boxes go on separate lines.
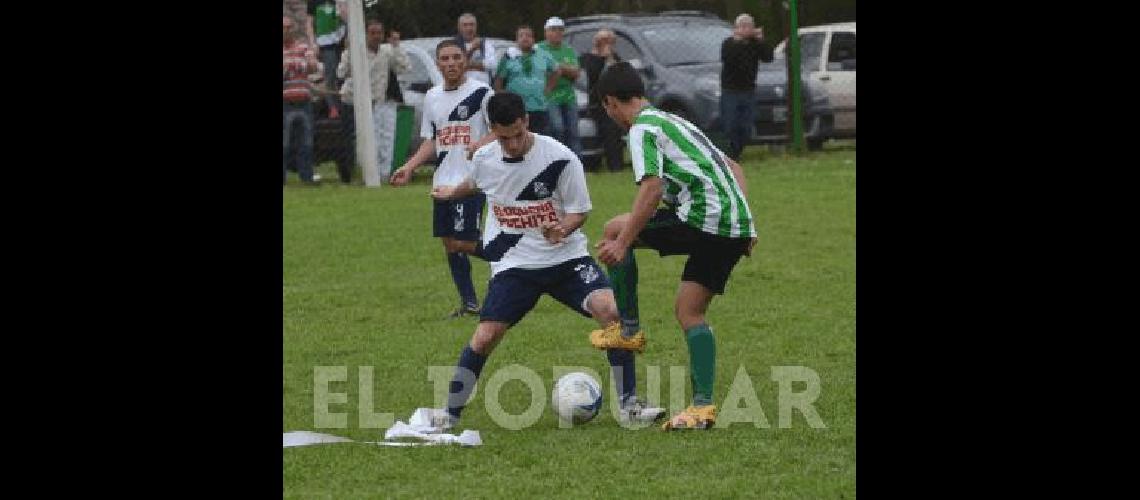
top-left (606, 348), bottom-right (637, 404)
top-left (447, 252), bottom-right (478, 308)
top-left (447, 345), bottom-right (488, 418)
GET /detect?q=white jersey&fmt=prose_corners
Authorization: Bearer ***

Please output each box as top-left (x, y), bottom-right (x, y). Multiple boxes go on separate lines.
top-left (420, 78), bottom-right (493, 188)
top-left (470, 134), bottom-right (592, 277)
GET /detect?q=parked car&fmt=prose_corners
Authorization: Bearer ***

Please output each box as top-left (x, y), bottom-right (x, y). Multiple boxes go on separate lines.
top-left (754, 54), bottom-right (834, 150)
top-left (562, 11), bottom-right (833, 151)
top-left (774, 22), bottom-right (855, 140)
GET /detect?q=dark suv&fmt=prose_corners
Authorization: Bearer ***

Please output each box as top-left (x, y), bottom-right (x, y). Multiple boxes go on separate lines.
top-left (563, 11), bottom-right (833, 150)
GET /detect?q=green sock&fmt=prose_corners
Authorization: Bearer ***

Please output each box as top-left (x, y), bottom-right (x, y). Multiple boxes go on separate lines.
top-left (607, 249), bottom-right (639, 337)
top-left (685, 323), bottom-right (716, 406)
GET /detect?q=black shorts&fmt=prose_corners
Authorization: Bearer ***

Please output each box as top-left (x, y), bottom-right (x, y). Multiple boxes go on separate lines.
top-left (636, 209), bottom-right (751, 294)
top-left (432, 193), bottom-right (485, 241)
top-left (479, 257), bottom-right (611, 326)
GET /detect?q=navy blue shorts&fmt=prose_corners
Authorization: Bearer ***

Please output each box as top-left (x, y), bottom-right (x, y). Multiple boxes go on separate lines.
top-left (432, 193), bottom-right (485, 241)
top-left (480, 256), bottom-right (612, 326)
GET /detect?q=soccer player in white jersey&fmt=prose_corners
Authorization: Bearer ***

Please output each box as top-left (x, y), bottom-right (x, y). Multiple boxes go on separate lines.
top-left (391, 40), bottom-right (497, 318)
top-left (425, 92), bottom-right (664, 429)
top-left (591, 62), bottom-right (759, 431)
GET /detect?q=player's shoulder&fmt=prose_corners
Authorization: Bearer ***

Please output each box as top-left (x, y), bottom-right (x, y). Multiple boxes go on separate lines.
top-left (466, 79), bottom-right (492, 92)
top-left (425, 85), bottom-right (444, 98)
top-left (472, 140), bottom-right (501, 164)
top-left (628, 120), bottom-right (659, 138)
top-left (534, 134), bottom-right (575, 159)
top-left (633, 110), bottom-right (677, 133)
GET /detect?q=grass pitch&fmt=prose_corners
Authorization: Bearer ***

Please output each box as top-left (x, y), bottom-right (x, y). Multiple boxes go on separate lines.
top-left (284, 144), bottom-right (855, 498)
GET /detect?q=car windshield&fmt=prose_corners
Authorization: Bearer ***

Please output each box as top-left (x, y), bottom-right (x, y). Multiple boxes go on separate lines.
top-left (640, 24), bottom-right (731, 66)
top-left (401, 48), bottom-right (432, 84)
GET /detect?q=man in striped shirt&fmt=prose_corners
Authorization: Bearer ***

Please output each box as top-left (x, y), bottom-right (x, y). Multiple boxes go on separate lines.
top-left (283, 14), bottom-right (322, 185)
top-left (591, 62), bottom-right (758, 431)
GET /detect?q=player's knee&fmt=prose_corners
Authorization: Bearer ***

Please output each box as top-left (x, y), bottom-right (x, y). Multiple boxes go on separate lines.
top-left (674, 308), bottom-right (706, 331)
top-left (471, 324), bottom-right (506, 354)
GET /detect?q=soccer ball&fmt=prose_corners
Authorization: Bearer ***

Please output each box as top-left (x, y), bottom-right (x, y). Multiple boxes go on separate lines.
top-left (552, 372), bottom-right (603, 425)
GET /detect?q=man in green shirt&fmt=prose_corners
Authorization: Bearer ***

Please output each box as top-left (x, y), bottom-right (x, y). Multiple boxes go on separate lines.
top-left (495, 25), bottom-right (558, 135)
top-left (590, 62), bottom-right (759, 432)
top-left (537, 17), bottom-right (582, 157)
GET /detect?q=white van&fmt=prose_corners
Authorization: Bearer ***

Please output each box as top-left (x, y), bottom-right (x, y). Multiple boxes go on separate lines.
top-left (775, 22), bottom-right (856, 139)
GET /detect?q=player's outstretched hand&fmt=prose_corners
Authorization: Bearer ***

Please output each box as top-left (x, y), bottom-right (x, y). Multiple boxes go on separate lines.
top-left (595, 238), bottom-right (628, 267)
top-left (431, 186), bottom-right (455, 200)
top-left (390, 167), bottom-right (412, 186)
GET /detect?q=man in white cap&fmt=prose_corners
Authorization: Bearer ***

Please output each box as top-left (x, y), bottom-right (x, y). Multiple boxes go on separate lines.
top-left (537, 16), bottom-right (582, 158)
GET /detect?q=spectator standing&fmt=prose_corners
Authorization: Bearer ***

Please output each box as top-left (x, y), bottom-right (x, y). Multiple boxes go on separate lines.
top-left (537, 17), bottom-right (582, 157)
top-left (337, 19), bottom-right (410, 181)
top-left (284, 14), bottom-right (322, 185)
top-left (494, 25), bottom-right (557, 135)
top-left (719, 13), bottom-right (773, 161)
top-left (454, 13), bottom-right (498, 85)
top-left (579, 29), bottom-right (625, 172)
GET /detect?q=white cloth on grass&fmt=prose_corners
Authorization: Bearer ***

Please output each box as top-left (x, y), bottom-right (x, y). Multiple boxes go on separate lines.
top-left (283, 408), bottom-right (482, 448)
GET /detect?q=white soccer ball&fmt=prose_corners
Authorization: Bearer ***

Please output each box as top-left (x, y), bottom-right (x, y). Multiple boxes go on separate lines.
top-left (552, 372), bottom-right (603, 425)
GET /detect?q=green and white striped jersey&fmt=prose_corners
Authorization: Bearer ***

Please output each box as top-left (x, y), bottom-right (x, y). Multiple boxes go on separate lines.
top-left (628, 106), bottom-right (756, 239)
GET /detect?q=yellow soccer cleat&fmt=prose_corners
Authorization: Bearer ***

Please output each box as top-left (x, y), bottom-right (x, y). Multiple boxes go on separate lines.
top-left (661, 405), bottom-right (717, 431)
top-left (589, 322), bottom-right (646, 353)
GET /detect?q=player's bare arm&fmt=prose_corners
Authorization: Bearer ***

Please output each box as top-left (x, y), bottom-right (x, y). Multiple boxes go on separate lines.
top-left (391, 138), bottom-right (437, 186)
top-left (726, 158), bottom-right (758, 256)
top-left (542, 212), bottom-right (588, 245)
top-left (727, 158), bottom-right (748, 199)
top-left (596, 176), bottom-right (664, 266)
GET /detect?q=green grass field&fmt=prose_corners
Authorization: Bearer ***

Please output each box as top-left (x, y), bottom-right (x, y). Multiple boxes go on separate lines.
top-left (283, 144), bottom-right (855, 498)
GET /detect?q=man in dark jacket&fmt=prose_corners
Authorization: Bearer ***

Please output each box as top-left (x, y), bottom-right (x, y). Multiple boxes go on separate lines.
top-left (720, 14), bottom-right (773, 161)
top-left (579, 29), bottom-right (625, 172)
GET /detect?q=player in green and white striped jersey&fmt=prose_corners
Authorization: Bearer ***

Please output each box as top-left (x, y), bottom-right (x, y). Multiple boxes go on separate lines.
top-left (589, 62), bottom-right (758, 431)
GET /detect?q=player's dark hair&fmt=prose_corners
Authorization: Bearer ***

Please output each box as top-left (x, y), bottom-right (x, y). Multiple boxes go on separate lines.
top-left (516, 25), bottom-right (533, 35)
top-left (594, 61), bottom-right (645, 102)
top-left (487, 92), bottom-right (527, 126)
top-left (366, 18), bottom-right (383, 28)
top-left (436, 39), bottom-right (463, 57)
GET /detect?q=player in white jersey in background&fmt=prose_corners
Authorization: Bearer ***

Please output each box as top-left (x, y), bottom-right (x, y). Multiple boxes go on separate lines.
top-left (424, 92), bottom-right (664, 429)
top-left (391, 40), bottom-right (498, 318)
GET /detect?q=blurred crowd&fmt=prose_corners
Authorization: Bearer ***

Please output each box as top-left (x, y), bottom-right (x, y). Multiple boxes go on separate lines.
top-left (284, 2), bottom-right (774, 186)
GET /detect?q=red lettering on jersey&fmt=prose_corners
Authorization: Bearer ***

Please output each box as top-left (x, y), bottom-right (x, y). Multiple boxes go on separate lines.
top-left (492, 201), bottom-right (559, 230)
top-left (437, 124), bottom-right (474, 148)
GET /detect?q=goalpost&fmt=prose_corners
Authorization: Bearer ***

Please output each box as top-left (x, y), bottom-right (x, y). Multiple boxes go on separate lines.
top-left (346, 0), bottom-right (380, 186)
